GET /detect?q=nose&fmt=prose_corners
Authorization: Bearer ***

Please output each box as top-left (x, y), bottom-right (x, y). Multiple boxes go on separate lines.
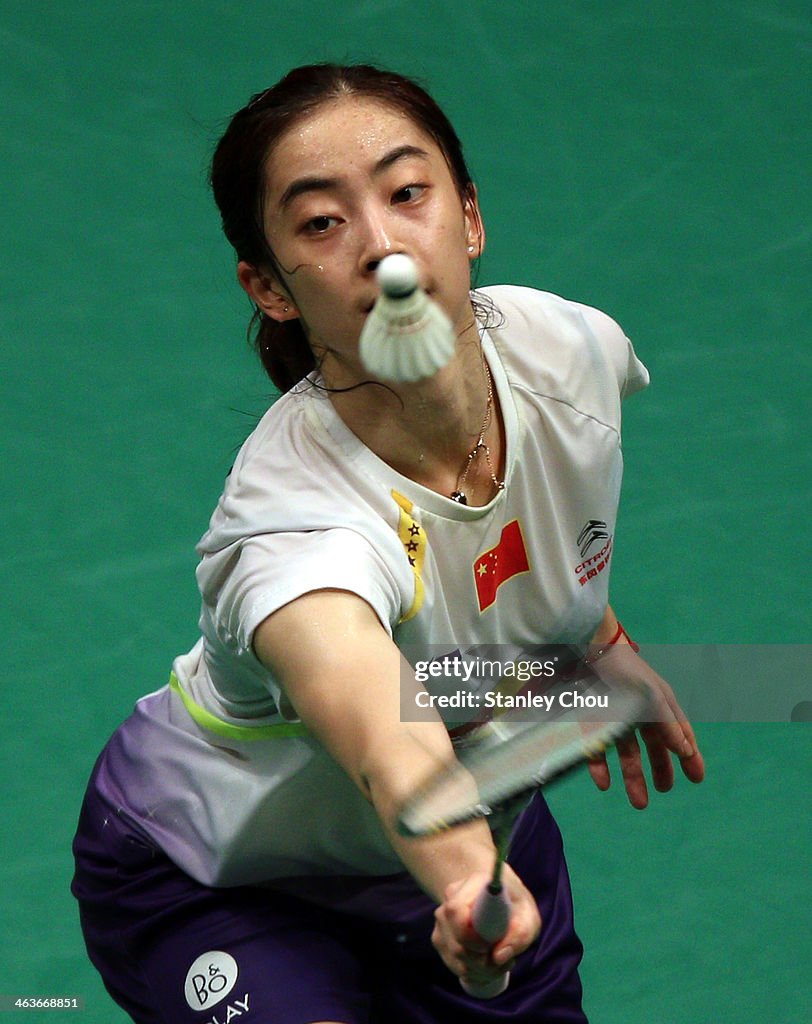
top-left (358, 206), bottom-right (401, 276)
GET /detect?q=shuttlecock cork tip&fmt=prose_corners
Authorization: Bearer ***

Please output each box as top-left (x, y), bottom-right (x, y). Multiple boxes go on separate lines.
top-left (377, 253), bottom-right (418, 298)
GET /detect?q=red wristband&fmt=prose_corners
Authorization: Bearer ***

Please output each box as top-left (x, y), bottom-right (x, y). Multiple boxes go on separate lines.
top-left (585, 620), bottom-right (640, 664)
top-left (607, 621), bottom-right (639, 651)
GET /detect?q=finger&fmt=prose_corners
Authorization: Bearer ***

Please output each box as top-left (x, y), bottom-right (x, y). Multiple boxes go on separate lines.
top-left (443, 879), bottom-right (465, 901)
top-left (616, 733), bottom-right (648, 809)
top-left (674, 716), bottom-right (704, 781)
top-left (647, 698), bottom-right (696, 761)
top-left (491, 944), bottom-right (516, 968)
top-left (650, 697), bottom-right (691, 754)
top-left (640, 726), bottom-right (675, 792)
top-left (433, 923), bottom-right (485, 978)
top-left (435, 905), bottom-right (489, 955)
top-left (437, 905), bottom-right (490, 954)
top-left (452, 946), bottom-right (493, 978)
top-left (648, 689), bottom-right (706, 783)
top-left (650, 682), bottom-right (704, 761)
top-left (462, 931), bottom-right (492, 955)
top-left (679, 743), bottom-right (706, 783)
top-left (464, 906), bottom-right (531, 974)
top-left (587, 752), bottom-right (611, 791)
top-left (431, 922), bottom-right (463, 975)
top-left (496, 903), bottom-right (540, 964)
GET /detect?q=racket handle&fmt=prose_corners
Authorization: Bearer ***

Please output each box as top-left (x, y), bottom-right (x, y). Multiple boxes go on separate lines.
top-left (460, 881), bottom-right (512, 999)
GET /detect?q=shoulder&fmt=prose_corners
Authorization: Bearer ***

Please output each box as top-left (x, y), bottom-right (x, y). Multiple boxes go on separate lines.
top-left (477, 284), bottom-right (649, 405)
top-left (194, 388), bottom-right (417, 642)
top-left (477, 284), bottom-right (627, 359)
top-left (199, 386), bottom-right (355, 549)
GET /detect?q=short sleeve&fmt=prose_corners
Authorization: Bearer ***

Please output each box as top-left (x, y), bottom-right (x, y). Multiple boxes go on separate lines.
top-left (199, 527), bottom-right (404, 658)
top-left (618, 333), bottom-right (650, 400)
top-left (570, 300), bottom-right (650, 401)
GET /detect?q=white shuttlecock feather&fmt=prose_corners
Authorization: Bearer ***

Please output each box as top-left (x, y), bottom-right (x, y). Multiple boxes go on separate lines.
top-left (358, 254), bottom-right (456, 383)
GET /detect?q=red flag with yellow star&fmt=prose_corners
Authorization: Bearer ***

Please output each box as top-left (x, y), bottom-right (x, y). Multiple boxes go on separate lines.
top-left (473, 519), bottom-right (530, 612)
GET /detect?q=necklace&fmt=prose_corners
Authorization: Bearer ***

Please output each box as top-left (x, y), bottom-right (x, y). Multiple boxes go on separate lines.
top-left (450, 360), bottom-right (505, 504)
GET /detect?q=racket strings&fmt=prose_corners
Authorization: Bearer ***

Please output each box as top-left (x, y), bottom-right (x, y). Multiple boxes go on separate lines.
top-left (399, 685), bottom-right (650, 837)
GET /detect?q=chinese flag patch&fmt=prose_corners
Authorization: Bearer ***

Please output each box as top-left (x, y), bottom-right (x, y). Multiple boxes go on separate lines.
top-left (473, 519), bottom-right (530, 612)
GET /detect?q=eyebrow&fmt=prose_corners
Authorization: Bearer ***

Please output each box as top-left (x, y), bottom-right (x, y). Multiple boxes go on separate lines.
top-left (277, 144), bottom-right (431, 210)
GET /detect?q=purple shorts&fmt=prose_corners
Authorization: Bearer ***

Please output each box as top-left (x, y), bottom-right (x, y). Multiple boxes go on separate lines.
top-left (72, 771), bottom-right (587, 1023)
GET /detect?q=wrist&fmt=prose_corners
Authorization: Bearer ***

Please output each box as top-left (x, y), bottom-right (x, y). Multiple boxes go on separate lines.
top-left (388, 817), bottom-right (497, 904)
top-left (585, 620), bottom-right (639, 664)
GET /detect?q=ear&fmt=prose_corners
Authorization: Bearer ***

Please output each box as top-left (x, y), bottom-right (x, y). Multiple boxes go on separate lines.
top-left (236, 261), bottom-right (300, 322)
top-left (463, 185), bottom-right (486, 259)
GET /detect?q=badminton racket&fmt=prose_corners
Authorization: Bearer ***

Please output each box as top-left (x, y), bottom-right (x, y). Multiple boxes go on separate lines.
top-left (397, 668), bottom-right (655, 998)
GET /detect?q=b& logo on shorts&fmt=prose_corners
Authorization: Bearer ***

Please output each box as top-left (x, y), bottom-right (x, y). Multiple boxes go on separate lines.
top-left (184, 951), bottom-right (239, 1011)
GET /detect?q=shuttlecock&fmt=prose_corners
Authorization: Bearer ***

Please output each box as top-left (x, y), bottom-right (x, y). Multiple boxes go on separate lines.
top-left (359, 254), bottom-right (456, 382)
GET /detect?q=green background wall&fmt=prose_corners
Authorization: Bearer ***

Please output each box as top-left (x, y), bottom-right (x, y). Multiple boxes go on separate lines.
top-left (2, 2), bottom-right (809, 1021)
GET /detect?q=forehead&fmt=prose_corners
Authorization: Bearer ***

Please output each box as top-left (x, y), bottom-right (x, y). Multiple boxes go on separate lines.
top-left (263, 96), bottom-right (445, 193)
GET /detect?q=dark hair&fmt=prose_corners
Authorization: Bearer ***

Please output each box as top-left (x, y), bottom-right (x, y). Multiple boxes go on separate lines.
top-left (210, 63), bottom-right (480, 393)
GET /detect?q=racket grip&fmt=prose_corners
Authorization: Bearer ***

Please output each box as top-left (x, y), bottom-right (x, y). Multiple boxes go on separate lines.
top-left (460, 881), bottom-right (512, 999)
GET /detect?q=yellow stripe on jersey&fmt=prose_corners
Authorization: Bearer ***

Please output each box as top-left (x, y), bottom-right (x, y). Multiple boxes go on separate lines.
top-left (169, 672), bottom-right (309, 740)
top-left (391, 490), bottom-right (427, 623)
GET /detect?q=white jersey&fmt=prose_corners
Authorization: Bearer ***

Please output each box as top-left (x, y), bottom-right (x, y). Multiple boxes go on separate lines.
top-left (98, 286), bottom-right (649, 886)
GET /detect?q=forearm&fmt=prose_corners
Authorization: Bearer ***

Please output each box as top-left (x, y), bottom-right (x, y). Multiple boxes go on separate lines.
top-left (387, 810), bottom-right (497, 905)
top-left (254, 593), bottom-right (502, 901)
top-left (591, 604), bottom-right (633, 645)
top-left (363, 739), bottom-right (542, 985)
top-left (360, 734), bottom-right (498, 903)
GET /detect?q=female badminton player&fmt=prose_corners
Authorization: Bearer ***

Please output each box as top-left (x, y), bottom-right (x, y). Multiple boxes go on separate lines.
top-left (72, 63), bottom-right (704, 1024)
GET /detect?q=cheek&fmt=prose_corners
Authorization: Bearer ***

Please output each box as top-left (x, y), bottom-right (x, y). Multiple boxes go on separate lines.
top-left (290, 280), bottom-right (358, 342)
top-left (432, 244), bottom-right (475, 322)
top-left (436, 228), bottom-right (473, 283)
top-left (272, 260), bottom-right (335, 312)
top-left (437, 211), bottom-right (475, 277)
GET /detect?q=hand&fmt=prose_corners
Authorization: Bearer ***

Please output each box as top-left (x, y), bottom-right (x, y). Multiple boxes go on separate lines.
top-left (584, 643), bottom-right (705, 808)
top-left (431, 865), bottom-right (541, 987)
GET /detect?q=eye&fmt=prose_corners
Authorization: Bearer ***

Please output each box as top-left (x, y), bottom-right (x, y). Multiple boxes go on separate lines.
top-left (392, 184), bottom-right (426, 204)
top-left (303, 215), bottom-right (340, 234)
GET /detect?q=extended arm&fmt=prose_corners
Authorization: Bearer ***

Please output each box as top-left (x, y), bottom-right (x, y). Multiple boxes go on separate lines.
top-left (253, 589), bottom-right (540, 983)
